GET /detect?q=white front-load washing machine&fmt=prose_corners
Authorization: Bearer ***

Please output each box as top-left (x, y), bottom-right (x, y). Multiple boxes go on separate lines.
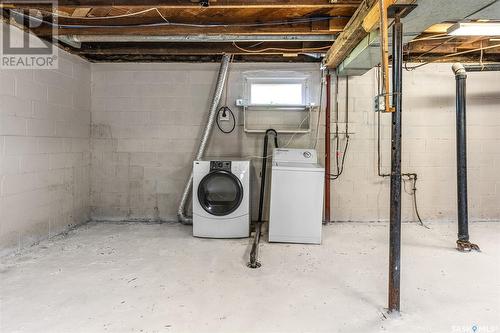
top-left (193, 160), bottom-right (250, 238)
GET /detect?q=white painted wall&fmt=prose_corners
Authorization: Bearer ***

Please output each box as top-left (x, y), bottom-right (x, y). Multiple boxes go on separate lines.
top-left (90, 63), bottom-right (322, 221)
top-left (330, 64), bottom-right (500, 222)
top-left (1, 26), bottom-right (498, 255)
top-left (0, 25), bottom-right (91, 254)
top-left (91, 62), bottom-right (500, 223)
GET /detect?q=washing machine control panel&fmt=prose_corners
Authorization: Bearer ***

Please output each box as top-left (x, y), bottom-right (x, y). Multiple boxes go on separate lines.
top-left (210, 161), bottom-right (231, 172)
top-left (273, 148), bottom-right (318, 164)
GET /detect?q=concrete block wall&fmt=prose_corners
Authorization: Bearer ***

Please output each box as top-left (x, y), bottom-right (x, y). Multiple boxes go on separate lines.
top-left (0, 25), bottom-right (91, 254)
top-left (328, 64), bottom-right (500, 222)
top-left (2, 27), bottom-right (498, 255)
top-left (91, 62), bottom-right (500, 223)
top-left (90, 63), bottom-right (322, 221)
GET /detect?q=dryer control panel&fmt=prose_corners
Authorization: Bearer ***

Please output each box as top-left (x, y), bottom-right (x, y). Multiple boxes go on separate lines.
top-left (210, 161), bottom-right (231, 172)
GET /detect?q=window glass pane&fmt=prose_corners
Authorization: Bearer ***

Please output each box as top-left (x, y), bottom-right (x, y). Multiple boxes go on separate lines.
top-left (250, 83), bottom-right (303, 105)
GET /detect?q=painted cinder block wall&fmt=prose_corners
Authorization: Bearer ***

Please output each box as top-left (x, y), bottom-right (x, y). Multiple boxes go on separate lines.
top-left (1, 23), bottom-right (499, 255)
top-left (90, 63), bottom-right (322, 221)
top-left (90, 62), bottom-right (500, 223)
top-left (330, 65), bottom-right (500, 222)
top-left (0, 25), bottom-right (91, 254)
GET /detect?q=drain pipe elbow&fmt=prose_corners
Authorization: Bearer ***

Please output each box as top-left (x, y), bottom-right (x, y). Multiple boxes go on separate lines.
top-left (178, 212), bottom-right (193, 225)
top-left (452, 63), bottom-right (467, 77)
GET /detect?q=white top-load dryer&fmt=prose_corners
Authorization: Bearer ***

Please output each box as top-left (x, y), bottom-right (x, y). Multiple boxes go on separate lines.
top-left (193, 160), bottom-right (250, 238)
top-left (269, 148), bottom-right (325, 244)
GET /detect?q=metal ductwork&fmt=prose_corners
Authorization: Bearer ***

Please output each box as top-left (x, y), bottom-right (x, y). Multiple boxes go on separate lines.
top-left (177, 54), bottom-right (232, 225)
top-left (336, 0), bottom-right (499, 76)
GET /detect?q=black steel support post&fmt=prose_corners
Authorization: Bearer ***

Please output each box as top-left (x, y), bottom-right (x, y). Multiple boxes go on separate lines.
top-left (453, 65), bottom-right (480, 252)
top-left (388, 15), bottom-right (403, 313)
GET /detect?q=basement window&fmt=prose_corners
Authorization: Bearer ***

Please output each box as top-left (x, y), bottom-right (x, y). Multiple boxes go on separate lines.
top-left (250, 82), bottom-right (304, 105)
top-left (242, 72), bottom-right (312, 133)
top-left (244, 73), bottom-right (310, 107)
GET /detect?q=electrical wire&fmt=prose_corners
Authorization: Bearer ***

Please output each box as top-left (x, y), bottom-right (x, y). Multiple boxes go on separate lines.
top-left (414, 36), bottom-right (457, 60)
top-left (463, 0), bottom-right (499, 19)
top-left (404, 0), bottom-right (500, 71)
top-left (405, 43), bottom-right (500, 71)
top-left (244, 112), bottom-right (310, 160)
top-left (375, 66), bottom-right (428, 228)
top-left (14, 10), bottom-right (343, 29)
top-left (280, 113), bottom-right (311, 149)
top-left (216, 55), bottom-right (236, 134)
top-left (232, 42), bottom-right (332, 54)
top-left (376, 65), bottom-right (391, 177)
top-left (49, 7), bottom-right (167, 20)
top-left (327, 75), bottom-right (349, 180)
top-left (313, 68), bottom-right (325, 149)
top-left (402, 174), bottom-right (429, 229)
top-left (216, 106), bottom-right (236, 134)
top-left (407, 34), bottom-right (451, 43)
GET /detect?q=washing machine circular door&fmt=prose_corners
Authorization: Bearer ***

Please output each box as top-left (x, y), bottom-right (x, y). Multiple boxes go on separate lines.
top-left (197, 170), bottom-right (244, 216)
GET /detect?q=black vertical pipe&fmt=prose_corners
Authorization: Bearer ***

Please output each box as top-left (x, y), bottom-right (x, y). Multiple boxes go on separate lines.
top-left (388, 15), bottom-right (403, 313)
top-left (248, 129), bottom-right (278, 268)
top-left (257, 129), bottom-right (277, 223)
top-left (455, 67), bottom-right (469, 242)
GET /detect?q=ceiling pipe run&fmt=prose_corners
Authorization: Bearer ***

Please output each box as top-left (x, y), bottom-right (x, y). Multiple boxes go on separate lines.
top-left (463, 64), bottom-right (500, 72)
top-left (59, 34), bottom-right (336, 48)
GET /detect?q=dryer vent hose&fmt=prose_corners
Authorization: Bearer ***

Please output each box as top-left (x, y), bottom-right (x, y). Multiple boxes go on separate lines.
top-left (177, 54), bottom-right (232, 225)
top-left (248, 129), bottom-right (279, 269)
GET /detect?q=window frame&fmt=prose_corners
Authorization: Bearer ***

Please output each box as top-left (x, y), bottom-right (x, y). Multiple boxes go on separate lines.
top-left (243, 72), bottom-right (311, 108)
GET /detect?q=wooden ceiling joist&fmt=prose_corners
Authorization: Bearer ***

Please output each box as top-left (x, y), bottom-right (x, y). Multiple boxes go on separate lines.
top-left (3, 0), bottom-right (361, 9)
top-left (32, 18), bottom-right (348, 36)
top-left (6, 0), bottom-right (498, 63)
top-left (324, 0), bottom-right (377, 68)
top-left (75, 41), bottom-right (331, 55)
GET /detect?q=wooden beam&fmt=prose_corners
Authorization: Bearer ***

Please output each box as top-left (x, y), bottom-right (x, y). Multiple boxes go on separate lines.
top-left (74, 42), bottom-right (331, 56)
top-left (329, 17), bottom-right (350, 31)
top-left (32, 20), bottom-right (345, 36)
top-left (324, 0), bottom-right (376, 68)
top-left (76, 42), bottom-right (332, 55)
top-left (71, 7), bottom-right (91, 17)
top-left (362, 0), bottom-right (394, 32)
top-left (424, 23), bottom-right (453, 34)
top-left (405, 53), bottom-right (500, 64)
top-left (4, 0), bottom-right (361, 9)
top-left (324, 0), bottom-right (415, 68)
top-left (408, 39), bottom-right (500, 55)
top-left (52, 16), bottom-right (347, 30)
top-left (82, 53), bottom-right (322, 63)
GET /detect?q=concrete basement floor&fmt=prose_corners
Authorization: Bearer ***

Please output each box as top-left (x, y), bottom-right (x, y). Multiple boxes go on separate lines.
top-left (1, 222), bottom-right (499, 333)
